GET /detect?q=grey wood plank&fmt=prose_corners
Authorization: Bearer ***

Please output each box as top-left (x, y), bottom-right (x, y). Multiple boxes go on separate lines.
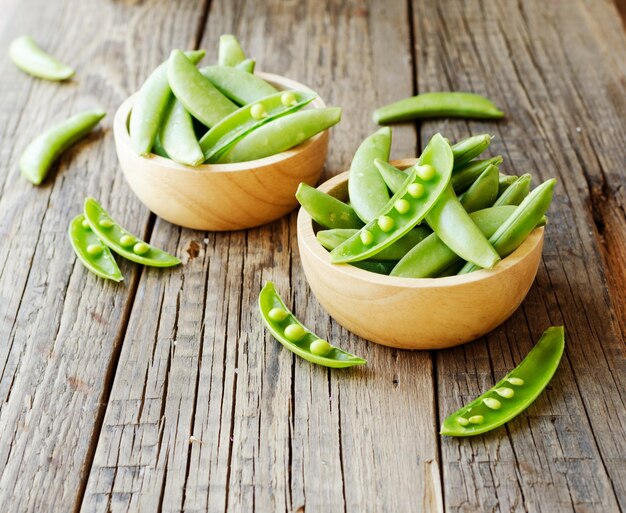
top-left (409, 0), bottom-right (626, 511)
top-left (81, 1), bottom-right (442, 512)
top-left (0, 1), bottom-right (209, 511)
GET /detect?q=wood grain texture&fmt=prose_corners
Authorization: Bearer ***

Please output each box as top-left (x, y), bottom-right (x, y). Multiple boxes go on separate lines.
top-left (409, 0), bottom-right (626, 511)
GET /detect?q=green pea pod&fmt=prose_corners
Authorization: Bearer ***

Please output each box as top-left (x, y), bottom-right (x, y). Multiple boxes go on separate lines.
top-left (498, 174), bottom-right (518, 195)
top-left (200, 65), bottom-right (279, 106)
top-left (152, 134), bottom-right (168, 158)
top-left (330, 133), bottom-right (453, 264)
top-left (83, 198), bottom-right (181, 267)
top-left (168, 50), bottom-right (238, 128)
top-left (458, 164), bottom-right (500, 213)
top-left (259, 282), bottom-right (366, 368)
top-left (68, 214), bottom-right (123, 282)
top-left (199, 90), bottom-right (316, 162)
top-left (374, 159), bottom-right (410, 194)
top-left (217, 107), bottom-right (342, 163)
top-left (296, 183), bottom-right (363, 229)
top-left (441, 326), bottom-right (565, 436)
top-left (351, 260), bottom-right (397, 275)
top-left (373, 92), bottom-right (504, 124)
top-left (317, 225), bottom-right (430, 261)
top-left (391, 206), bottom-right (516, 278)
top-left (236, 58), bottom-right (255, 73)
top-left (451, 134), bottom-right (492, 168)
top-left (458, 178), bottom-right (556, 274)
top-left (218, 34), bottom-right (246, 67)
top-left (159, 99), bottom-right (204, 166)
top-left (494, 174), bottom-right (531, 206)
top-left (20, 109), bottom-right (105, 185)
top-left (451, 156), bottom-right (503, 193)
top-left (348, 127), bottom-right (392, 222)
top-left (9, 36), bottom-right (75, 80)
top-left (130, 50), bottom-right (205, 156)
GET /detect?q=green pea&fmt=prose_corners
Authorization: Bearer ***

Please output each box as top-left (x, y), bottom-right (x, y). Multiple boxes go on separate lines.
top-left (394, 199), bottom-right (411, 214)
top-left (9, 35), bottom-right (75, 81)
top-left (119, 235), bottom-right (135, 247)
top-left (259, 282), bottom-right (365, 368)
top-left (483, 398), bottom-right (502, 410)
top-left (508, 377), bottom-right (524, 386)
top-left (360, 230), bottom-right (374, 245)
top-left (495, 387), bottom-right (515, 399)
top-left (407, 182), bottom-right (425, 198)
top-left (457, 417), bottom-right (470, 427)
top-left (281, 92), bottom-right (297, 106)
top-left (250, 103), bottom-right (267, 120)
top-left (268, 307), bottom-right (288, 322)
top-left (377, 215), bottom-right (394, 232)
top-left (133, 242), bottom-right (150, 255)
top-left (98, 218), bottom-right (114, 229)
top-left (468, 415), bottom-right (484, 425)
top-left (86, 244), bottom-right (103, 257)
top-left (417, 164), bottom-right (436, 181)
top-left (310, 339), bottom-right (332, 356)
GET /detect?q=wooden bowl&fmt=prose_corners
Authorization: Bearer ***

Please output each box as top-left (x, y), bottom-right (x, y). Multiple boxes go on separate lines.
top-left (297, 160), bottom-right (545, 350)
top-left (114, 72), bottom-right (329, 231)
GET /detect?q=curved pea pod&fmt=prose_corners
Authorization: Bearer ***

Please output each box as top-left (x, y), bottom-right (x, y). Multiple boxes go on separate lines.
top-left (441, 326), bottom-right (565, 436)
top-left (83, 198), bottom-right (181, 267)
top-left (200, 65), bottom-right (278, 105)
top-left (236, 58), bottom-right (255, 73)
top-left (494, 173), bottom-right (531, 206)
top-left (458, 164), bottom-right (500, 213)
top-left (130, 50), bottom-right (205, 156)
top-left (20, 109), bottom-right (105, 185)
top-left (168, 50), bottom-right (238, 128)
top-left (68, 214), bottom-right (123, 282)
top-left (391, 206), bottom-right (516, 278)
top-left (459, 178), bottom-right (556, 274)
top-left (373, 92), bottom-right (504, 124)
top-left (199, 90), bottom-right (316, 162)
top-left (296, 183), bottom-right (363, 229)
top-left (218, 34), bottom-right (246, 67)
top-left (498, 174), bottom-right (518, 195)
top-left (451, 156), bottom-right (503, 193)
top-left (451, 134), bottom-right (492, 168)
top-left (348, 128), bottom-right (393, 222)
top-left (159, 100), bottom-right (204, 166)
top-left (259, 282), bottom-right (366, 368)
top-left (330, 133), bottom-right (453, 264)
top-left (317, 226), bottom-right (430, 261)
top-left (9, 36), bottom-right (75, 80)
top-left (217, 107), bottom-right (341, 163)
top-left (351, 260), bottom-right (397, 275)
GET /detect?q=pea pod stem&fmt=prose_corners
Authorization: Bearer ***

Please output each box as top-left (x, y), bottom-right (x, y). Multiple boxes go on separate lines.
top-left (296, 183), bottom-right (363, 229)
top-left (20, 109), bottom-right (105, 185)
top-left (373, 92), bottom-right (504, 124)
top-left (259, 282), bottom-right (366, 368)
top-left (9, 35), bottom-right (75, 80)
top-left (348, 127), bottom-right (392, 222)
top-left (441, 326), bottom-right (565, 436)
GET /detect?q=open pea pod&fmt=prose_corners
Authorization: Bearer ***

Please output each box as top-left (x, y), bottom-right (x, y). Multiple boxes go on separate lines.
top-left (68, 214), bottom-right (123, 282)
top-left (83, 198), bottom-right (180, 267)
top-left (330, 133), bottom-right (453, 264)
top-left (259, 282), bottom-right (366, 368)
top-left (441, 326), bottom-right (565, 436)
top-left (199, 90), bottom-right (316, 162)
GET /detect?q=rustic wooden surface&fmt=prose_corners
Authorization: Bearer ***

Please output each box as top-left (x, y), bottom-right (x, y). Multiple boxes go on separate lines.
top-left (0, 0), bottom-right (624, 512)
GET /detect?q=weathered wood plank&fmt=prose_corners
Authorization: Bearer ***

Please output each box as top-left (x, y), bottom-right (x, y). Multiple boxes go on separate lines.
top-left (409, 0), bottom-right (626, 511)
top-left (0, 1), bottom-right (209, 511)
top-left (81, 1), bottom-right (442, 512)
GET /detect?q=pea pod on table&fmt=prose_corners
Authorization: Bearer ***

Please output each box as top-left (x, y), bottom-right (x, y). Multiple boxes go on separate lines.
top-left (20, 109), bottom-right (105, 185)
top-left (217, 107), bottom-right (341, 163)
top-left (83, 198), bottom-right (180, 267)
top-left (441, 326), bottom-right (565, 436)
top-left (130, 50), bottom-right (205, 156)
top-left (373, 92), bottom-right (504, 124)
top-left (330, 133), bottom-right (453, 264)
top-left (199, 90), bottom-right (316, 162)
top-left (296, 183), bottom-right (363, 229)
top-left (259, 282), bottom-right (366, 368)
top-left (200, 65), bottom-right (279, 105)
top-left (68, 214), bottom-right (123, 282)
top-left (348, 127), bottom-right (392, 222)
top-left (9, 35), bottom-right (75, 80)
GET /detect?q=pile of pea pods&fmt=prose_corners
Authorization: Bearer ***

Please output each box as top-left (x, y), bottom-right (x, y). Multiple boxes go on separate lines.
top-left (129, 35), bottom-right (341, 166)
top-left (297, 129), bottom-right (555, 277)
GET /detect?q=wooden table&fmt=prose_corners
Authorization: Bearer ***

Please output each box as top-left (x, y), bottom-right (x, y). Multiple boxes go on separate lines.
top-left (1, 0), bottom-right (624, 511)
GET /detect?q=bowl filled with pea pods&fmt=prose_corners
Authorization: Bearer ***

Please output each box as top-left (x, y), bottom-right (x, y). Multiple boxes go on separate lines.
top-left (296, 129), bottom-right (555, 349)
top-left (114, 35), bottom-right (341, 231)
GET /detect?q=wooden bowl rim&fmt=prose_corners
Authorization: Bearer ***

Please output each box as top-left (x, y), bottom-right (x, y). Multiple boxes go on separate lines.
top-left (114, 71), bottom-right (327, 174)
top-left (297, 163), bottom-right (545, 288)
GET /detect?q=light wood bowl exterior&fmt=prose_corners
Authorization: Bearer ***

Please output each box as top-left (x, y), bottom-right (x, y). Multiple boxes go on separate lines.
top-left (114, 73), bottom-right (329, 231)
top-left (297, 161), bottom-right (545, 350)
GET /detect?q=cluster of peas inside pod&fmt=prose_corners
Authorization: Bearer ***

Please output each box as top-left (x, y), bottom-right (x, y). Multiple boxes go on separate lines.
top-left (128, 35), bottom-right (341, 166)
top-left (297, 129), bottom-right (556, 278)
